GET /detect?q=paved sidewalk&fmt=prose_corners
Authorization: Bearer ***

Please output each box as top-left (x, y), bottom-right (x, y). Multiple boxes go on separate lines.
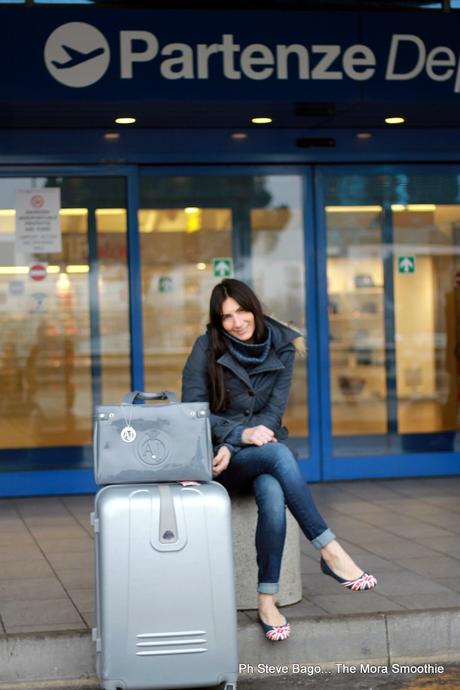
top-left (0, 476), bottom-right (459, 684)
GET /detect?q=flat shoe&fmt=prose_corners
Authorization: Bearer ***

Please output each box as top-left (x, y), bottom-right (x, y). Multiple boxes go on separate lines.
top-left (257, 614), bottom-right (291, 641)
top-left (320, 557), bottom-right (377, 591)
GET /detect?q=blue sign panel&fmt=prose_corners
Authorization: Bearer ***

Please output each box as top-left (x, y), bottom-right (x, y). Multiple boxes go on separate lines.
top-left (3, 8), bottom-right (460, 102)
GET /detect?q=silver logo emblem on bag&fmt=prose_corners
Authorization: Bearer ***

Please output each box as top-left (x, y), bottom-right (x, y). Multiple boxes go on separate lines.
top-left (121, 425), bottom-right (136, 443)
top-left (139, 437), bottom-right (166, 464)
top-left (137, 431), bottom-right (170, 466)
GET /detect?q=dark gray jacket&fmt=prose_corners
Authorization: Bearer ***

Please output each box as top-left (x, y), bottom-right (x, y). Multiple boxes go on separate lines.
top-left (181, 316), bottom-right (301, 454)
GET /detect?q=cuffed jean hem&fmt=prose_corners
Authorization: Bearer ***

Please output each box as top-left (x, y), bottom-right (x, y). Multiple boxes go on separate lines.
top-left (311, 527), bottom-right (336, 550)
top-left (257, 582), bottom-right (279, 594)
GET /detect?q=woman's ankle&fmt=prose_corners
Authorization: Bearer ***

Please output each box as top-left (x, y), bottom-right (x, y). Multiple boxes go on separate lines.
top-left (319, 540), bottom-right (363, 579)
top-left (320, 539), bottom-right (340, 558)
top-left (258, 592), bottom-right (276, 609)
top-left (257, 594), bottom-right (285, 626)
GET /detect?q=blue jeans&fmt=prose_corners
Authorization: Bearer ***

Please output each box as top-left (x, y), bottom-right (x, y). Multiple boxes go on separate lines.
top-left (219, 443), bottom-right (335, 594)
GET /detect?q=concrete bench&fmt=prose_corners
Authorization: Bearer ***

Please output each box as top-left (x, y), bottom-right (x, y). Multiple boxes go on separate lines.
top-left (231, 493), bottom-right (302, 610)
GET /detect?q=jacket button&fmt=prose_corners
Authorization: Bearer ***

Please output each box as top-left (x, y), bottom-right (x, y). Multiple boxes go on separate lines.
top-left (244, 409), bottom-right (251, 416)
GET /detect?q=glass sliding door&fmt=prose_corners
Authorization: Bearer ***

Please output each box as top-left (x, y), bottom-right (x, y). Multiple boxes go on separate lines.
top-left (393, 202), bottom-right (460, 452)
top-left (0, 175), bottom-right (130, 476)
top-left (321, 168), bottom-right (460, 473)
top-left (139, 172), bottom-right (312, 460)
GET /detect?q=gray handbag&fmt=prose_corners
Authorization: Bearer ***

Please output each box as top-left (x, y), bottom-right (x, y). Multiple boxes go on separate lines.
top-left (93, 391), bottom-right (213, 485)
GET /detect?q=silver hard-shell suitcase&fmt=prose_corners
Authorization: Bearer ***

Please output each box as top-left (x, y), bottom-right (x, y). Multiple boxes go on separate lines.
top-left (92, 482), bottom-right (238, 690)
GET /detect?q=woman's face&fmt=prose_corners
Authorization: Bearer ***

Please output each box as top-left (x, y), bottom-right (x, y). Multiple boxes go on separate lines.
top-left (221, 296), bottom-right (255, 341)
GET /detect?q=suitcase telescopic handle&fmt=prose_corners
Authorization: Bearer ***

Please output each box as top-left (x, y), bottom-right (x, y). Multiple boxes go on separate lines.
top-left (122, 390), bottom-right (178, 405)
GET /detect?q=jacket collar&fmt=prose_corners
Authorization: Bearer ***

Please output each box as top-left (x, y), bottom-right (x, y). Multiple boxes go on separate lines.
top-left (217, 349), bottom-right (284, 388)
top-left (264, 315), bottom-right (301, 349)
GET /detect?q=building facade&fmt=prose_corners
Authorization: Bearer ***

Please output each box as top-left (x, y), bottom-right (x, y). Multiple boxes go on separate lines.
top-left (2, 2), bottom-right (460, 495)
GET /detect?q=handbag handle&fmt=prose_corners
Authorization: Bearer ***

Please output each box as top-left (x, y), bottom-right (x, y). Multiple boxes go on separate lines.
top-left (122, 390), bottom-right (178, 405)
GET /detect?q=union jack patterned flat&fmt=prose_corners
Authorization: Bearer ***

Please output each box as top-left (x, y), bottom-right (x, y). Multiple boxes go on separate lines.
top-left (257, 615), bottom-right (291, 641)
top-left (320, 557), bottom-right (377, 591)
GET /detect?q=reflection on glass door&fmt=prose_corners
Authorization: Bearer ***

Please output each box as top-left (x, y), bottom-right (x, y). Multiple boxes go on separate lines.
top-left (0, 176), bottom-right (130, 472)
top-left (326, 205), bottom-right (387, 441)
top-left (324, 171), bottom-right (460, 457)
top-left (139, 174), bottom-right (309, 455)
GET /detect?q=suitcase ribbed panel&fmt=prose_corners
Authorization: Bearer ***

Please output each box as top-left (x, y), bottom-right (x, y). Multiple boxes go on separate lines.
top-left (135, 630), bottom-right (208, 655)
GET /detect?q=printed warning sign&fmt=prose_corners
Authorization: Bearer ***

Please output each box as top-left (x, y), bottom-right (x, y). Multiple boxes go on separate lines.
top-left (15, 188), bottom-right (62, 254)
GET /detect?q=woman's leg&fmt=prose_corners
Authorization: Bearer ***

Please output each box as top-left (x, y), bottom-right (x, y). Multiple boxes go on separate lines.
top-left (221, 443), bottom-right (367, 581)
top-left (224, 443), bottom-right (334, 545)
top-left (252, 474), bottom-right (287, 627)
top-left (253, 474), bottom-right (286, 593)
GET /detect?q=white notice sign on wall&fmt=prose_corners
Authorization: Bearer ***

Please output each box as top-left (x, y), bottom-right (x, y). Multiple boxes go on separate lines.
top-left (15, 188), bottom-right (62, 254)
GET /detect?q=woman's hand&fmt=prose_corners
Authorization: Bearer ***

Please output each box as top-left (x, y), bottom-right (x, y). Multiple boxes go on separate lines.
top-left (241, 425), bottom-right (277, 446)
top-left (212, 446), bottom-right (231, 477)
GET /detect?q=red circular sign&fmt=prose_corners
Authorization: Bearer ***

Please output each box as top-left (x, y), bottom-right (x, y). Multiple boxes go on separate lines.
top-left (29, 264), bottom-right (47, 281)
top-left (30, 194), bottom-right (45, 209)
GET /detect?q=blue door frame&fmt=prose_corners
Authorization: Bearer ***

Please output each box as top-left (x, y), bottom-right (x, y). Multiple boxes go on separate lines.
top-left (1, 162), bottom-right (459, 497)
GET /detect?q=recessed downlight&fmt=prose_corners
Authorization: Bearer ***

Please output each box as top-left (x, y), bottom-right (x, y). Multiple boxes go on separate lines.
top-left (385, 116), bottom-right (405, 125)
top-left (251, 117), bottom-right (272, 124)
top-left (231, 132), bottom-right (248, 140)
top-left (115, 117), bottom-right (136, 125)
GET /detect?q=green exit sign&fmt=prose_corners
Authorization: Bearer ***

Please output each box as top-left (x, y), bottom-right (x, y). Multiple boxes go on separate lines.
top-left (398, 256), bottom-right (415, 274)
top-left (212, 258), bottom-right (233, 278)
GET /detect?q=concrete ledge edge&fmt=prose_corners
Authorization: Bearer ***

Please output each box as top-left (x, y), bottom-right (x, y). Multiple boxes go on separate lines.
top-left (0, 608), bottom-right (459, 684)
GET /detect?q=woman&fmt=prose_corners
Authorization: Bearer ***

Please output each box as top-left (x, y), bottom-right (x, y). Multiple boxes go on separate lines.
top-left (182, 279), bottom-right (377, 642)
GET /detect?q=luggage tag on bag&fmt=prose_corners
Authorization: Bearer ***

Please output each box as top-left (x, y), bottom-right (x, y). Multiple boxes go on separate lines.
top-left (120, 405), bottom-right (136, 443)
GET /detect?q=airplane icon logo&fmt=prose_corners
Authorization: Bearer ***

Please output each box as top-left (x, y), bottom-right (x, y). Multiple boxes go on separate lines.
top-left (44, 22), bottom-right (110, 87)
top-left (51, 45), bottom-right (106, 70)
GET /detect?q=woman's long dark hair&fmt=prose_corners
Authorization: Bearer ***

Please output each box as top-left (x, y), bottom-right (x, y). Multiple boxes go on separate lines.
top-left (208, 279), bottom-right (267, 412)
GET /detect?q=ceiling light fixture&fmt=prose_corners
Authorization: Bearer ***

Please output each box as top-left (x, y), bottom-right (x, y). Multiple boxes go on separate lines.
top-left (391, 204), bottom-right (437, 212)
top-left (60, 208), bottom-right (88, 216)
top-left (66, 265), bottom-right (90, 273)
top-left (0, 266), bottom-right (29, 275)
top-left (326, 205), bottom-right (382, 213)
top-left (407, 204), bottom-right (436, 212)
top-left (251, 117), bottom-right (272, 124)
top-left (115, 117), bottom-right (136, 125)
top-left (95, 208), bottom-right (126, 216)
top-left (385, 116), bottom-right (405, 125)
